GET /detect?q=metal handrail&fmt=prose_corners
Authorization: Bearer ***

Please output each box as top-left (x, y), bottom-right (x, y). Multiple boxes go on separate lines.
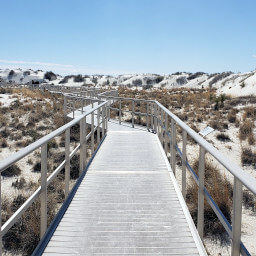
top-left (0, 100), bottom-right (108, 255)
top-left (94, 93), bottom-right (255, 256)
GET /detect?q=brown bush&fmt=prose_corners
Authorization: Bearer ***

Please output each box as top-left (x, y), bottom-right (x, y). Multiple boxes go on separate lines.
top-left (186, 159), bottom-right (232, 239)
top-left (241, 148), bottom-right (256, 167)
top-left (239, 120), bottom-right (254, 140)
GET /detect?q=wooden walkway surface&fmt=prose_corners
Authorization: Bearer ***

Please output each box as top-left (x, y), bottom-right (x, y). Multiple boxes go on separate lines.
top-left (42, 122), bottom-right (206, 255)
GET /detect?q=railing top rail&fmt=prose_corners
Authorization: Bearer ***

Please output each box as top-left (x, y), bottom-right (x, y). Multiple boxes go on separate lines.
top-left (0, 101), bottom-right (108, 174)
top-left (155, 101), bottom-right (256, 196)
top-left (100, 95), bottom-right (154, 103)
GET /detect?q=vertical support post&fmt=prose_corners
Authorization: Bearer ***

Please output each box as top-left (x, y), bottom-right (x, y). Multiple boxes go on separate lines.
top-left (40, 143), bottom-right (47, 239)
top-left (80, 118), bottom-right (85, 175)
top-left (146, 102), bottom-right (149, 131)
top-left (171, 118), bottom-right (176, 176)
top-left (102, 106), bottom-right (105, 138)
top-left (132, 100), bottom-right (135, 128)
top-left (65, 128), bottom-right (70, 198)
top-left (150, 103), bottom-right (153, 131)
top-left (164, 112), bottom-right (168, 155)
top-left (64, 95), bottom-right (67, 118)
top-left (84, 116), bottom-right (87, 168)
top-left (182, 130), bottom-right (187, 198)
top-left (197, 146), bottom-right (205, 239)
top-left (231, 178), bottom-right (242, 256)
top-left (0, 170), bottom-right (2, 256)
top-left (82, 98), bottom-right (84, 114)
top-left (119, 99), bottom-right (121, 125)
top-left (105, 105), bottom-right (108, 133)
top-left (72, 101), bottom-right (75, 119)
top-left (97, 108), bottom-right (100, 145)
top-left (160, 109), bottom-right (164, 145)
top-left (154, 103), bottom-right (157, 133)
top-left (91, 110), bottom-right (94, 154)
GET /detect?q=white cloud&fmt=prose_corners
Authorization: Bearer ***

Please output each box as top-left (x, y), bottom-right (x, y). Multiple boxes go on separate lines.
top-left (252, 55), bottom-right (256, 58)
top-left (0, 59), bottom-right (73, 68)
top-left (0, 59), bottom-right (136, 75)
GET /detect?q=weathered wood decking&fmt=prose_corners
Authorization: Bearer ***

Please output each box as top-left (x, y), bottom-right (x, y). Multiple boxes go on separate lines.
top-left (42, 122), bottom-right (206, 255)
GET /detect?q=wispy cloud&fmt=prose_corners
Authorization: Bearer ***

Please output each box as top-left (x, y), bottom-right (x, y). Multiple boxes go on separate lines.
top-left (0, 59), bottom-right (135, 75)
top-left (0, 59), bottom-right (73, 68)
top-left (252, 55), bottom-right (256, 58)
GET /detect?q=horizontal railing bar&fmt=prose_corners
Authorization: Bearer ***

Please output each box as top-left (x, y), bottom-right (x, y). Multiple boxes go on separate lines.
top-left (164, 121), bottom-right (251, 255)
top-left (156, 101), bottom-right (256, 196)
top-left (101, 95), bottom-right (154, 103)
top-left (0, 101), bottom-right (107, 174)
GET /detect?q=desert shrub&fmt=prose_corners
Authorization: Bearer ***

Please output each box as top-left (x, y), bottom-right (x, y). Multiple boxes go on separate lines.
top-left (227, 109), bottom-right (236, 123)
top-left (216, 133), bottom-right (231, 142)
top-left (248, 134), bottom-right (255, 145)
top-left (0, 127), bottom-right (10, 138)
top-left (239, 120), bottom-right (254, 140)
top-left (15, 139), bottom-right (32, 148)
top-left (187, 72), bottom-right (205, 80)
top-left (243, 191), bottom-right (256, 211)
top-left (186, 159), bottom-right (232, 239)
top-left (23, 71), bottom-right (30, 76)
top-left (32, 162), bottom-right (41, 173)
top-left (53, 112), bottom-right (65, 128)
top-left (44, 71), bottom-right (57, 81)
top-left (176, 76), bottom-right (187, 85)
top-left (209, 72), bottom-right (233, 86)
top-left (74, 74), bottom-right (84, 82)
top-left (8, 70), bottom-right (15, 80)
top-left (241, 148), bottom-right (256, 167)
top-left (70, 154), bottom-right (80, 180)
top-left (243, 106), bottom-right (256, 120)
top-left (0, 138), bottom-right (8, 147)
top-left (1, 164), bottom-right (21, 177)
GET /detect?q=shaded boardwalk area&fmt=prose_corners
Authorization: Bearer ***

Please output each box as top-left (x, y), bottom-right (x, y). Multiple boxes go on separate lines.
top-left (43, 123), bottom-right (206, 255)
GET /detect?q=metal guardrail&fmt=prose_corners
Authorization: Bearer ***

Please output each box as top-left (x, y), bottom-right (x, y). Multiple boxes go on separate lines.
top-left (0, 87), bottom-right (255, 256)
top-left (97, 93), bottom-right (255, 256)
top-left (0, 99), bottom-right (108, 255)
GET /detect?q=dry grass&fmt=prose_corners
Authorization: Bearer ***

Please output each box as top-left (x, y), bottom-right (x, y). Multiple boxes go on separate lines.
top-left (186, 159), bottom-right (232, 239)
top-left (241, 148), bottom-right (256, 167)
top-left (239, 120), bottom-right (254, 141)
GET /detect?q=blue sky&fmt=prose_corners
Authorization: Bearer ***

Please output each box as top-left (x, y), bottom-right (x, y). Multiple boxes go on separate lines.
top-left (0, 0), bottom-right (256, 75)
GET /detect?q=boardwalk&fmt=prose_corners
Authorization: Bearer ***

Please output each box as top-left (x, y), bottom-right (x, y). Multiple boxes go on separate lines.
top-left (42, 122), bottom-right (206, 255)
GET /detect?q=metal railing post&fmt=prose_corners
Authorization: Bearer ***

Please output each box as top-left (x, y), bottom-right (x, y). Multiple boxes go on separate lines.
top-left (97, 108), bottom-right (100, 144)
top-left (160, 109), bottom-right (164, 145)
top-left (150, 103), bottom-right (153, 131)
top-left (80, 118), bottom-right (85, 175)
top-left (65, 128), bottom-right (70, 198)
top-left (197, 146), bottom-right (205, 239)
top-left (64, 95), bottom-right (67, 117)
top-left (182, 130), bottom-right (187, 198)
top-left (164, 112), bottom-right (168, 155)
top-left (231, 178), bottom-right (242, 256)
top-left (0, 173), bottom-right (2, 255)
top-left (146, 102), bottom-right (149, 131)
top-left (154, 103), bottom-right (157, 133)
top-left (119, 99), bottom-right (121, 125)
top-left (102, 106), bottom-right (105, 138)
top-left (84, 116), bottom-right (87, 168)
top-left (40, 143), bottom-right (47, 239)
top-left (132, 100), bottom-right (135, 128)
top-left (171, 118), bottom-right (176, 176)
top-left (91, 110), bottom-right (94, 154)
top-left (105, 105), bottom-right (108, 133)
